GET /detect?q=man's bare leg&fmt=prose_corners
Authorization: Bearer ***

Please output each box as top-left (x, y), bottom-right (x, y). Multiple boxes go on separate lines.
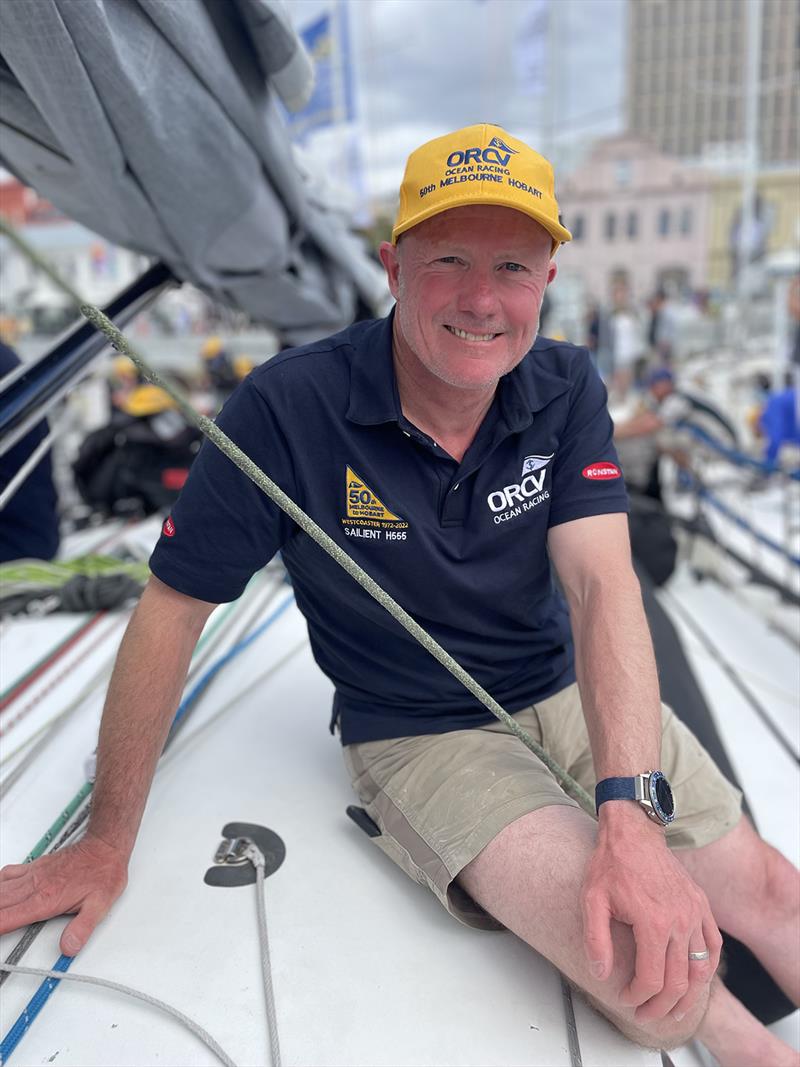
top-left (458, 806), bottom-right (799, 1064)
top-left (676, 816), bottom-right (799, 1005)
top-left (675, 815), bottom-right (799, 1066)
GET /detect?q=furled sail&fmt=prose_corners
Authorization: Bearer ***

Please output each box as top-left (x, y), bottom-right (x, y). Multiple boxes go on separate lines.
top-left (0, 0), bottom-right (386, 343)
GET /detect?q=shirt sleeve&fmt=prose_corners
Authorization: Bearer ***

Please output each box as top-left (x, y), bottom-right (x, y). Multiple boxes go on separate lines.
top-left (149, 378), bottom-right (298, 602)
top-left (547, 350), bottom-right (629, 529)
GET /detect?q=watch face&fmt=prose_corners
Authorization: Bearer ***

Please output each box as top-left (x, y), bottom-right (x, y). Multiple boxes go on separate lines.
top-left (649, 772), bottom-right (675, 823)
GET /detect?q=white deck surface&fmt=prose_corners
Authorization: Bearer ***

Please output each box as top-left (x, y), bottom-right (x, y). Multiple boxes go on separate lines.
top-left (1, 579), bottom-right (661, 1067)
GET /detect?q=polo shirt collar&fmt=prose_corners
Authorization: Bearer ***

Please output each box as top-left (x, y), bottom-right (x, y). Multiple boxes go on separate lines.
top-left (346, 311), bottom-right (399, 426)
top-left (346, 310), bottom-right (571, 430)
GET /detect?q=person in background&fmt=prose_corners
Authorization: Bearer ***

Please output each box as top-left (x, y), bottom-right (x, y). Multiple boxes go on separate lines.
top-left (0, 341), bottom-right (60, 562)
top-left (608, 282), bottom-right (644, 400)
top-left (200, 335), bottom-right (238, 402)
top-left (759, 372), bottom-right (800, 466)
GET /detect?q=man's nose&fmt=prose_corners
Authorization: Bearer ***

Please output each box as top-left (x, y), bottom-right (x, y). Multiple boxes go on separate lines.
top-left (457, 269), bottom-right (501, 318)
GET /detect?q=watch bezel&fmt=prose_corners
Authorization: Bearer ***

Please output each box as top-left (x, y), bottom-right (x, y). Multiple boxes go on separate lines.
top-left (647, 771), bottom-right (675, 825)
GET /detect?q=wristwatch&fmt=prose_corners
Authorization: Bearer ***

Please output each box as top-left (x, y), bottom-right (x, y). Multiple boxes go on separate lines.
top-left (595, 771), bottom-right (676, 826)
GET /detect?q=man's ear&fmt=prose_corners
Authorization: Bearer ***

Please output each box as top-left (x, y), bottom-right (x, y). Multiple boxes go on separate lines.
top-left (378, 241), bottom-right (401, 299)
top-left (546, 259), bottom-right (558, 286)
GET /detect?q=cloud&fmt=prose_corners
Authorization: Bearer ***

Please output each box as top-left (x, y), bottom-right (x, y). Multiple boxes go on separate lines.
top-left (285, 0), bottom-right (626, 201)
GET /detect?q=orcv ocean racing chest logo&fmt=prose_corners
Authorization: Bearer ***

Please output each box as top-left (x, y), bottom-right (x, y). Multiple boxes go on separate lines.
top-left (486, 454), bottom-right (554, 525)
top-left (418, 136), bottom-right (543, 202)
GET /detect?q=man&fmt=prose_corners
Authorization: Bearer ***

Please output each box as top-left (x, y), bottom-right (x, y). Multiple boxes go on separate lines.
top-left (1, 125), bottom-right (797, 1065)
top-left (615, 368), bottom-right (740, 501)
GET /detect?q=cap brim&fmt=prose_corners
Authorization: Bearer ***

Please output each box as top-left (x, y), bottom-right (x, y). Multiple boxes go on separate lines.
top-left (392, 196), bottom-right (572, 255)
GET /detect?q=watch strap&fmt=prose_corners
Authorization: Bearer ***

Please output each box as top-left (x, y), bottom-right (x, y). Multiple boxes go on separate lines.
top-left (595, 776), bottom-right (638, 812)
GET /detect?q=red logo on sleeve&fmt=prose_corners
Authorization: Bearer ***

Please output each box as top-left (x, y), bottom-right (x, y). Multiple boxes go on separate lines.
top-left (162, 516), bottom-right (176, 537)
top-left (582, 462), bottom-right (622, 481)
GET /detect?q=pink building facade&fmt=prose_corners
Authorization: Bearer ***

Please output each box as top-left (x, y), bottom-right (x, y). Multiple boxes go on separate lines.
top-left (556, 134), bottom-right (713, 306)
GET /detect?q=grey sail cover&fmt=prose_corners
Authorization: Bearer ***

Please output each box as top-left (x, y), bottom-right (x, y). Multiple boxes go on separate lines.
top-left (0, 0), bottom-right (387, 342)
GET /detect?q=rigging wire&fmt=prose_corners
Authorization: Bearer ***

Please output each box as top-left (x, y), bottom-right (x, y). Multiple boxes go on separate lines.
top-left (0, 960), bottom-right (237, 1067)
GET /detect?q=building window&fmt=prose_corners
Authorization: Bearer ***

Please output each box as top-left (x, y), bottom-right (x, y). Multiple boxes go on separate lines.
top-left (615, 159), bottom-right (632, 187)
top-left (627, 211), bottom-right (639, 239)
top-left (679, 206), bottom-right (693, 235)
top-left (572, 214), bottom-right (585, 240)
top-left (658, 208), bottom-right (671, 237)
top-left (605, 212), bottom-right (617, 240)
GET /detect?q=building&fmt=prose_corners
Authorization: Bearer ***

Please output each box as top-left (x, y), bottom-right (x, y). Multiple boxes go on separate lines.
top-left (0, 178), bottom-right (148, 336)
top-left (557, 134), bottom-right (713, 305)
top-left (706, 167), bottom-right (800, 289)
top-left (627, 0), bottom-right (799, 166)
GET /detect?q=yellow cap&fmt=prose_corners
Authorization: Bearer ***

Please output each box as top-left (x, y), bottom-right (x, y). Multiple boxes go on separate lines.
top-left (392, 124), bottom-right (571, 255)
top-left (112, 355), bottom-right (137, 380)
top-left (233, 354), bottom-right (255, 380)
top-left (122, 384), bottom-right (176, 417)
top-left (201, 336), bottom-right (224, 359)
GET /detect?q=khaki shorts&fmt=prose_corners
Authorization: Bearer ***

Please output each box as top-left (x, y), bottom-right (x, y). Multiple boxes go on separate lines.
top-left (343, 683), bottom-right (743, 930)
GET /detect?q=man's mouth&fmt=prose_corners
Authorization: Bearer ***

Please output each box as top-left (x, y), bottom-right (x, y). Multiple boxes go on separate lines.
top-left (444, 325), bottom-right (500, 342)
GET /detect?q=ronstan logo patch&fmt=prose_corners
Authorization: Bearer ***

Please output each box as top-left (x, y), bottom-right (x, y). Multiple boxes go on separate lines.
top-left (582, 462), bottom-right (622, 480)
top-left (162, 516), bottom-right (176, 537)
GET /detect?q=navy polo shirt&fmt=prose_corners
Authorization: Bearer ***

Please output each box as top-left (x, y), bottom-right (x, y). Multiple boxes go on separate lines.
top-left (150, 314), bottom-right (628, 743)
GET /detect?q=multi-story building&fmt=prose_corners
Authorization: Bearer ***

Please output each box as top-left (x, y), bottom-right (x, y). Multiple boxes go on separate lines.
top-left (627, 0), bottom-right (799, 166)
top-left (557, 134), bottom-right (713, 304)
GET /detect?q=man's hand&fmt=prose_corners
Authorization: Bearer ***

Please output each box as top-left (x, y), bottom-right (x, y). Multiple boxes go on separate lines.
top-left (0, 835), bottom-right (128, 956)
top-left (582, 805), bottom-right (722, 1022)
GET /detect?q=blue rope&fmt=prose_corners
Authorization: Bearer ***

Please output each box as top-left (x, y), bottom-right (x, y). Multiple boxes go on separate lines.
top-left (0, 590), bottom-right (296, 1061)
top-left (0, 954), bottom-right (73, 1064)
top-left (682, 422), bottom-right (800, 481)
top-left (171, 591), bottom-right (295, 730)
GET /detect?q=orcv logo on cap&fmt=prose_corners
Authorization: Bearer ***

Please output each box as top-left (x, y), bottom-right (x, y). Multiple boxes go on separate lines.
top-left (392, 123), bottom-right (572, 255)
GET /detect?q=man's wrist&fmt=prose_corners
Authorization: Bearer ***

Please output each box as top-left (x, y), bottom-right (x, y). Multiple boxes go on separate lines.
top-left (596, 797), bottom-right (668, 839)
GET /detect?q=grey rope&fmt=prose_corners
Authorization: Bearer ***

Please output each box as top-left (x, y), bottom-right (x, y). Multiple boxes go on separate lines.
top-left (0, 219), bottom-right (593, 814)
top-left (0, 963), bottom-right (237, 1067)
top-left (244, 844), bottom-right (282, 1067)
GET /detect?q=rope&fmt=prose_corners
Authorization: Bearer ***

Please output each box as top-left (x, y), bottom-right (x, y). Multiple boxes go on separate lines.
top-left (0, 587), bottom-right (296, 1001)
top-left (161, 641), bottom-right (307, 768)
top-left (25, 782), bottom-right (94, 863)
top-left (0, 612), bottom-right (108, 713)
top-left (0, 954), bottom-right (73, 1064)
top-left (0, 615), bottom-right (126, 739)
top-left (0, 962), bottom-right (237, 1067)
top-left (168, 593), bottom-right (294, 738)
top-left (244, 845), bottom-right (282, 1067)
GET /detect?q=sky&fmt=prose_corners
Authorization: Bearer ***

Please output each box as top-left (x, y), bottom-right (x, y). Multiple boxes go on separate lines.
top-left (284, 0), bottom-right (628, 210)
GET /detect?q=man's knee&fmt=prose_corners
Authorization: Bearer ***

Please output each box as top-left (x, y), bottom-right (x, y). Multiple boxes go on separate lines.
top-left (584, 980), bottom-right (711, 1051)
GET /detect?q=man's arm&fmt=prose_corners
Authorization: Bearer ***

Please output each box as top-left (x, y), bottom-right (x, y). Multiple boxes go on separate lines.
top-left (0, 575), bottom-right (217, 954)
top-left (548, 513), bottom-right (721, 1023)
top-left (614, 410), bottom-right (664, 439)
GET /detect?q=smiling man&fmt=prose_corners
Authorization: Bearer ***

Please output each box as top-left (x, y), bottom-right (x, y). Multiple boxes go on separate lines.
top-left (1, 125), bottom-right (797, 1066)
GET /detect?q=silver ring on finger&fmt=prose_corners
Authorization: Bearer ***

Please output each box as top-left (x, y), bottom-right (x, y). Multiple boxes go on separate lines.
top-left (688, 949), bottom-right (710, 961)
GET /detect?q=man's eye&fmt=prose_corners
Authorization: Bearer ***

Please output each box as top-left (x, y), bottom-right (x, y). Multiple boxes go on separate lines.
top-left (437, 256), bottom-right (460, 264)
top-left (503, 262), bottom-right (526, 272)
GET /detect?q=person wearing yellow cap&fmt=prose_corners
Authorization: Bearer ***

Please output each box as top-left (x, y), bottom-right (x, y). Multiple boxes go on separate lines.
top-left (5, 126), bottom-right (795, 1067)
